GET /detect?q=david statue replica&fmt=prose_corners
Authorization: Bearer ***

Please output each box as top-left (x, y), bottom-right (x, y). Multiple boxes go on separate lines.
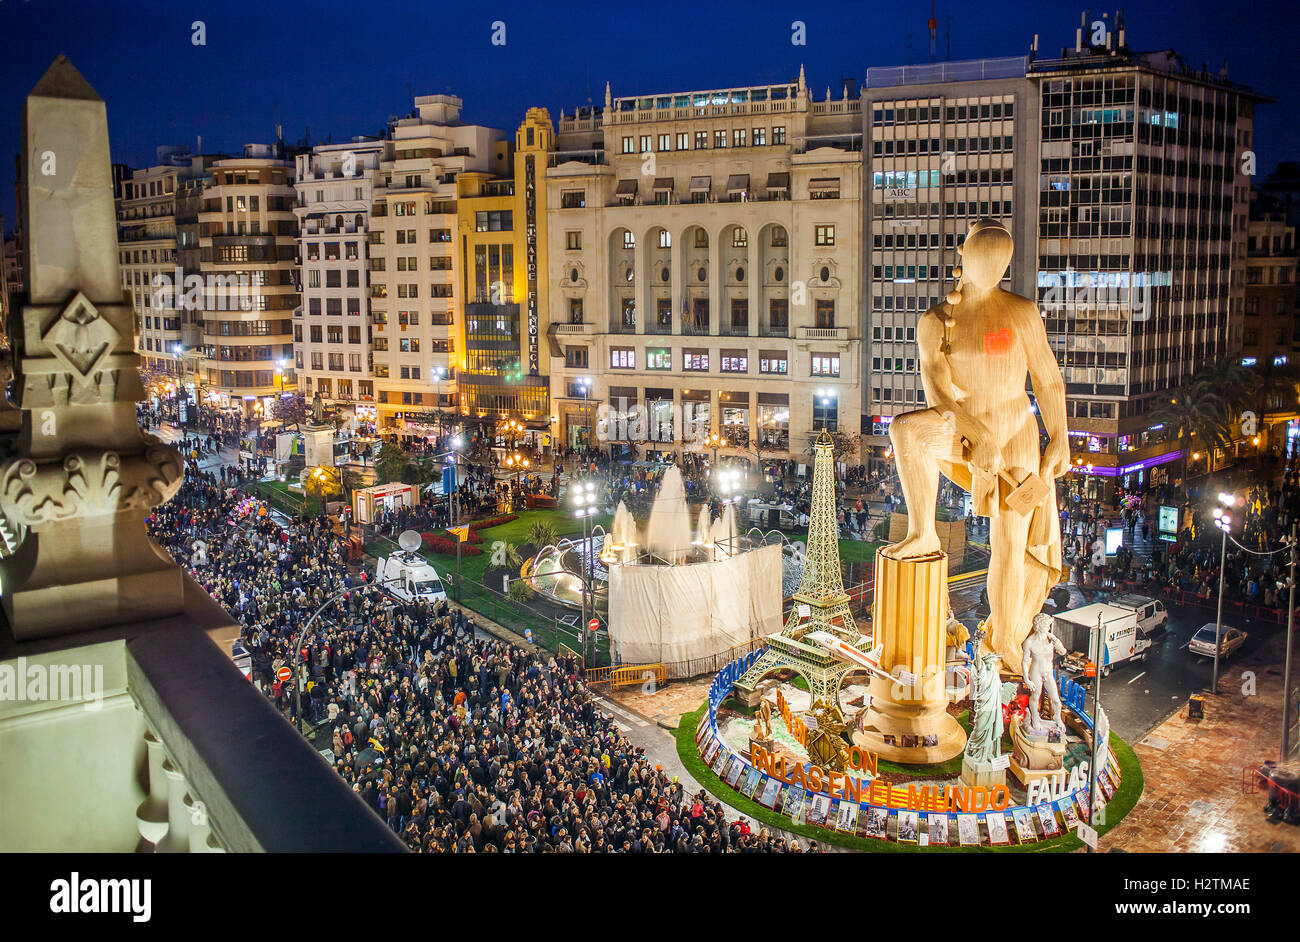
top-left (883, 218), bottom-right (1070, 672)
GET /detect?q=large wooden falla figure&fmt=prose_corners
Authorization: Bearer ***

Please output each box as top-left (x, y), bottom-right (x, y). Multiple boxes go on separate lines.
top-left (883, 218), bottom-right (1069, 673)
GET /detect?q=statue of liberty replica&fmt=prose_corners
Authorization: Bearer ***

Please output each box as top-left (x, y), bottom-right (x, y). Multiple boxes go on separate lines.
top-left (961, 623), bottom-right (1006, 787)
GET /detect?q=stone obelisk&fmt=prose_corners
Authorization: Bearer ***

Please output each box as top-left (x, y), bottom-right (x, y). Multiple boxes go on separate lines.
top-left (0, 57), bottom-right (184, 639)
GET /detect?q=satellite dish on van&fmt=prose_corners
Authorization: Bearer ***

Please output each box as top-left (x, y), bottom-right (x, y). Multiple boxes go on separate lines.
top-left (398, 530), bottom-right (422, 553)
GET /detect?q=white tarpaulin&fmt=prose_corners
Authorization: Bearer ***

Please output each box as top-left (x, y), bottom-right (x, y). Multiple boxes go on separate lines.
top-left (608, 543), bottom-right (783, 676)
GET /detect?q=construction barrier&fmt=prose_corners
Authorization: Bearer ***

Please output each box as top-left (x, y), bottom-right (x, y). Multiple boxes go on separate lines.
top-left (585, 662), bottom-right (666, 688)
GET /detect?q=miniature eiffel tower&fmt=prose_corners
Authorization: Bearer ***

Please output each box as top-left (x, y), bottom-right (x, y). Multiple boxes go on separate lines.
top-left (733, 430), bottom-right (870, 706)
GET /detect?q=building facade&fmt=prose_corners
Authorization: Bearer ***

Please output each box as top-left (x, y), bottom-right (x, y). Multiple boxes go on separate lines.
top-left (1029, 31), bottom-right (1257, 494)
top-left (293, 139), bottom-right (384, 418)
top-left (197, 146), bottom-right (299, 415)
top-left (861, 57), bottom-right (1037, 466)
top-left (546, 71), bottom-right (863, 461)
top-left (366, 95), bottom-right (506, 432)
top-left (454, 107), bottom-right (554, 440)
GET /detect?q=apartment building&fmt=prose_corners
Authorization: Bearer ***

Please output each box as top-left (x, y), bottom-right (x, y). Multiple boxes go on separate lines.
top-left (1242, 203), bottom-right (1299, 453)
top-left (367, 95), bottom-right (506, 431)
top-left (197, 146), bottom-right (299, 415)
top-left (546, 70), bottom-right (863, 461)
top-left (115, 149), bottom-right (214, 384)
top-left (862, 57), bottom-right (1037, 468)
top-left (454, 107), bottom-right (555, 440)
top-left (293, 139), bottom-right (384, 418)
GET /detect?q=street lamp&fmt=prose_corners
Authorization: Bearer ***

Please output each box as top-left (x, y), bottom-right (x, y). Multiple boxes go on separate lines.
top-left (572, 480), bottom-right (598, 665)
top-left (1211, 493), bottom-right (1235, 693)
top-left (577, 377), bottom-right (592, 451)
top-left (432, 366), bottom-right (445, 443)
top-left (703, 431), bottom-right (723, 468)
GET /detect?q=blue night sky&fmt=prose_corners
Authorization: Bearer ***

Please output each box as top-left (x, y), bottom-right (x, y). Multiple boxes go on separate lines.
top-left (0, 0), bottom-right (1296, 232)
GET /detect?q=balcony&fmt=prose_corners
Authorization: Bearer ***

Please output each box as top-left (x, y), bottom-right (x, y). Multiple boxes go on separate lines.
top-left (797, 326), bottom-right (849, 341)
top-left (682, 322), bottom-right (712, 337)
top-left (553, 324), bottom-right (588, 335)
top-left (721, 323), bottom-right (751, 338)
top-left (759, 324), bottom-right (790, 338)
top-left (0, 590), bottom-right (404, 852)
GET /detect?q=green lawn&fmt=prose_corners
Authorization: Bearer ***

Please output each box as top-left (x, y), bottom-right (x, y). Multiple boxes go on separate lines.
top-left (784, 534), bottom-right (884, 565)
top-left (368, 508), bottom-right (614, 660)
top-left (674, 703), bottom-right (1142, 852)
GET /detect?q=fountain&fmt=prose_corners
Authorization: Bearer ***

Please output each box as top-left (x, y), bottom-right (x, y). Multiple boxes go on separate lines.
top-left (645, 466), bottom-right (694, 563)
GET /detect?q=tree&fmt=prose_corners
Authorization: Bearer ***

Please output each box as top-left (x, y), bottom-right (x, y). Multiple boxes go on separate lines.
top-left (273, 392), bottom-right (307, 430)
top-left (374, 442), bottom-right (409, 484)
top-left (1148, 382), bottom-right (1233, 478)
top-left (806, 430), bottom-right (859, 464)
top-left (1191, 357), bottom-right (1259, 428)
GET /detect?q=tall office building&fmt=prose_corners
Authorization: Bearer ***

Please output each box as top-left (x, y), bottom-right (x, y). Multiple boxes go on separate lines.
top-left (1242, 199), bottom-right (1298, 448)
top-left (197, 145), bottom-right (299, 415)
top-left (366, 95), bottom-right (506, 432)
top-left (546, 71), bottom-right (863, 461)
top-left (294, 139), bottom-right (385, 418)
top-left (1029, 16), bottom-right (1258, 493)
top-left (454, 107), bottom-right (555, 441)
top-left (862, 15), bottom-right (1261, 495)
top-left (861, 57), bottom-right (1036, 468)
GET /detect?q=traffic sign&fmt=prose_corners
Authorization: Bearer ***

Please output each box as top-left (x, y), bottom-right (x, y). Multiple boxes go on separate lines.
top-left (277, 666), bottom-right (292, 682)
top-left (588, 618), bottom-right (599, 632)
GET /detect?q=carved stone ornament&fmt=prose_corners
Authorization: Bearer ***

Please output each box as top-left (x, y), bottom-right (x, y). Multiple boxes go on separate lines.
top-left (0, 445), bottom-right (183, 529)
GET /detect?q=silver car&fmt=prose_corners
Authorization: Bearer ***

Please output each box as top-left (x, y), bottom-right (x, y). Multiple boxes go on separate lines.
top-left (1188, 623), bottom-right (1246, 659)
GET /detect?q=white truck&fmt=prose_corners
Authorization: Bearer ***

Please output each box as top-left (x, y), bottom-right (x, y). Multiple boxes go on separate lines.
top-left (1107, 593), bottom-right (1169, 636)
top-left (1052, 602), bottom-right (1153, 677)
top-left (375, 530), bottom-right (448, 604)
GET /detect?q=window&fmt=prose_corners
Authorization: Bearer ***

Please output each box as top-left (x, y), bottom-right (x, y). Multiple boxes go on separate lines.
top-left (676, 132), bottom-right (689, 150)
top-left (610, 347), bottom-right (635, 369)
top-left (773, 126), bottom-right (786, 145)
top-left (639, 135), bottom-right (652, 153)
top-left (815, 300), bottom-right (835, 328)
top-left (566, 231), bottom-right (582, 250)
top-left (811, 354), bottom-right (840, 377)
top-left (683, 349), bottom-right (709, 371)
top-left (721, 352), bottom-right (748, 372)
top-left (714, 130), bottom-right (727, 148)
top-left (771, 226), bottom-right (787, 247)
top-left (658, 134), bottom-right (671, 151)
top-left (565, 346), bottom-right (588, 368)
top-left (622, 231), bottom-right (635, 249)
top-left (768, 299), bottom-right (788, 333)
top-left (622, 136), bottom-right (635, 154)
top-left (658, 230), bottom-right (671, 248)
top-left (646, 347), bottom-right (671, 370)
top-left (349, 353), bottom-right (362, 372)
top-left (732, 228), bottom-right (748, 247)
top-left (561, 190), bottom-right (586, 209)
top-left (399, 338), bottom-right (419, 352)
top-left (759, 354), bottom-right (788, 374)
top-left (694, 131), bottom-right (708, 149)
top-left (753, 127), bottom-right (767, 146)
top-left (475, 210), bottom-right (513, 231)
top-left (733, 129), bottom-right (747, 147)
top-left (815, 225), bottom-right (835, 246)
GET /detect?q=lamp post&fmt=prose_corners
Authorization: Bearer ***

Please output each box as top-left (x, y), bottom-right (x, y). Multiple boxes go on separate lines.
top-left (577, 377), bottom-right (592, 451)
top-left (1283, 523), bottom-right (1298, 762)
top-left (815, 386), bottom-right (839, 436)
top-left (572, 479), bottom-right (598, 665)
top-left (1211, 492), bottom-right (1235, 693)
top-left (433, 366), bottom-right (445, 444)
top-left (704, 431), bottom-right (722, 469)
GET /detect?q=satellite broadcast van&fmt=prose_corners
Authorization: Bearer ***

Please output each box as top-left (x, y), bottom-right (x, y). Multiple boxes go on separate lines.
top-left (375, 530), bottom-right (448, 604)
top-left (1052, 602), bottom-right (1154, 677)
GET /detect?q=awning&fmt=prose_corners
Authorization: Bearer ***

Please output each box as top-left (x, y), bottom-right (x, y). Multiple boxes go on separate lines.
top-left (689, 175), bottom-right (712, 192)
top-left (653, 177), bottom-right (674, 191)
top-left (765, 172), bottom-right (790, 190)
top-left (726, 174), bottom-right (750, 193)
top-left (616, 179), bottom-right (638, 195)
top-left (809, 177), bottom-right (840, 192)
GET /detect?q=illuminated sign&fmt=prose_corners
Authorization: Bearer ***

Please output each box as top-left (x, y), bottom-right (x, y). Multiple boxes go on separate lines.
top-left (524, 155), bottom-right (540, 376)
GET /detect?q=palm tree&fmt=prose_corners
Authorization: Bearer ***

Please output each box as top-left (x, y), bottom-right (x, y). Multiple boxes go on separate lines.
top-left (1191, 357), bottom-right (1260, 427)
top-left (1148, 382), bottom-right (1233, 479)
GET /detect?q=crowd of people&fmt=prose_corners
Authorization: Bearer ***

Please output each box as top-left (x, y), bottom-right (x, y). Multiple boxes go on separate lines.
top-left (146, 473), bottom-right (813, 853)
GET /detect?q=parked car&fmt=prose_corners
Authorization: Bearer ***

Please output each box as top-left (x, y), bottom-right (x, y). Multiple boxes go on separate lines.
top-left (1188, 623), bottom-right (1247, 659)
